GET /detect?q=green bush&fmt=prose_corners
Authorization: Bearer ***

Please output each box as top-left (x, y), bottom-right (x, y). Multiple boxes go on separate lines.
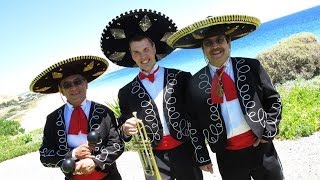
top-left (257, 32), bottom-right (320, 84)
top-left (277, 76), bottom-right (320, 139)
top-left (0, 128), bottom-right (42, 162)
top-left (0, 119), bottom-right (25, 136)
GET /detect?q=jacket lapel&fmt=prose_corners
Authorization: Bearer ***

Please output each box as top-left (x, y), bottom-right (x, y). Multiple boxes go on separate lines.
top-left (129, 76), bottom-right (162, 143)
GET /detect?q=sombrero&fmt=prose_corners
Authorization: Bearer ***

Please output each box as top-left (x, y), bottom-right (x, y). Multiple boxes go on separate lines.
top-left (167, 15), bottom-right (261, 48)
top-left (29, 55), bottom-right (108, 94)
top-left (100, 9), bottom-right (177, 67)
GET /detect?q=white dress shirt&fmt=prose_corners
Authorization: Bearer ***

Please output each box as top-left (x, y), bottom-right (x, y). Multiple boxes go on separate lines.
top-left (208, 58), bottom-right (251, 138)
top-left (139, 64), bottom-right (170, 135)
top-left (64, 99), bottom-right (91, 148)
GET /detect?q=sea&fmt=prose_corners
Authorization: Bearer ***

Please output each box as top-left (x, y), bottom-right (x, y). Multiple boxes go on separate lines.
top-left (88, 5), bottom-right (320, 102)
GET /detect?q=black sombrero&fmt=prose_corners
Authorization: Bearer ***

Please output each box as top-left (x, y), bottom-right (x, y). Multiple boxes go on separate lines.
top-left (29, 55), bottom-right (108, 94)
top-left (100, 9), bottom-right (177, 67)
top-left (167, 15), bottom-right (261, 48)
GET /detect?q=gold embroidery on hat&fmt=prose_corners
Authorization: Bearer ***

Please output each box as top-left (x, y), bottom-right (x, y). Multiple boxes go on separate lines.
top-left (233, 32), bottom-right (250, 38)
top-left (225, 25), bottom-right (239, 35)
top-left (160, 32), bottom-right (175, 42)
top-left (139, 15), bottom-right (152, 32)
top-left (84, 61), bottom-right (94, 72)
top-left (52, 72), bottom-right (63, 79)
top-left (92, 71), bottom-right (105, 77)
top-left (109, 52), bottom-right (126, 61)
top-left (192, 31), bottom-right (205, 40)
top-left (35, 86), bottom-right (51, 92)
top-left (110, 28), bottom-right (126, 39)
top-left (167, 15), bottom-right (261, 48)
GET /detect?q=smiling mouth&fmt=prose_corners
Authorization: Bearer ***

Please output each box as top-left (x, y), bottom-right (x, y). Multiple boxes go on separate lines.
top-left (141, 59), bottom-right (149, 64)
top-left (71, 92), bottom-right (80, 96)
top-left (211, 50), bottom-right (223, 56)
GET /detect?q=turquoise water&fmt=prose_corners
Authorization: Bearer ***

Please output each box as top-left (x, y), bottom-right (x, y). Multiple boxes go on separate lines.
top-left (91, 5), bottom-right (320, 90)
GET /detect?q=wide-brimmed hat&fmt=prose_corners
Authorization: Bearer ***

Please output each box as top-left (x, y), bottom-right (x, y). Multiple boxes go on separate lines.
top-left (100, 9), bottom-right (177, 67)
top-left (167, 15), bottom-right (261, 48)
top-left (29, 55), bottom-right (108, 94)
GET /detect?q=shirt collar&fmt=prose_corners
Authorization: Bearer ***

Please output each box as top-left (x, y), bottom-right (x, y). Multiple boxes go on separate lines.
top-left (66, 99), bottom-right (88, 110)
top-left (208, 58), bottom-right (231, 72)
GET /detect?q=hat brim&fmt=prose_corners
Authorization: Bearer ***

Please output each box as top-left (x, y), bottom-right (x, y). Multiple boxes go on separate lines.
top-left (167, 15), bottom-right (261, 48)
top-left (100, 9), bottom-right (177, 67)
top-left (30, 55), bottom-right (108, 94)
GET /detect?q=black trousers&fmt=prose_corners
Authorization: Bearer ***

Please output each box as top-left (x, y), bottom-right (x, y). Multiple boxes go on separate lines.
top-left (216, 141), bottom-right (284, 180)
top-left (146, 142), bottom-right (203, 180)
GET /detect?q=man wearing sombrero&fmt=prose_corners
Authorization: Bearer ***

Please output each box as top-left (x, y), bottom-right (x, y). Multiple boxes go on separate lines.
top-left (30, 55), bottom-right (124, 180)
top-left (101, 9), bottom-right (203, 180)
top-left (167, 15), bottom-right (284, 180)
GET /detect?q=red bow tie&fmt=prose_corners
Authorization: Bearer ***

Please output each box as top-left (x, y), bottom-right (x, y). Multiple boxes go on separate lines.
top-left (211, 66), bottom-right (237, 104)
top-left (138, 66), bottom-right (160, 83)
top-left (68, 106), bottom-right (88, 135)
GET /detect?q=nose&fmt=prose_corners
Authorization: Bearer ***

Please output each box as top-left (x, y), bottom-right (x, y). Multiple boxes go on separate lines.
top-left (141, 52), bottom-right (148, 59)
top-left (67, 85), bottom-right (78, 91)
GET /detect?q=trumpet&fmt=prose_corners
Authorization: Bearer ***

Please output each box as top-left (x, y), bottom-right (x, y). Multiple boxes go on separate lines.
top-left (132, 112), bottom-right (162, 180)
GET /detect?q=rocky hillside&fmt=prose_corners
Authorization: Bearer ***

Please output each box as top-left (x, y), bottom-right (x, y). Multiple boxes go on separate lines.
top-left (0, 93), bottom-right (44, 121)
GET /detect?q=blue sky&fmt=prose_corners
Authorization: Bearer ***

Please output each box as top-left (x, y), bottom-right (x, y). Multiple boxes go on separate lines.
top-left (1, 0), bottom-right (319, 95)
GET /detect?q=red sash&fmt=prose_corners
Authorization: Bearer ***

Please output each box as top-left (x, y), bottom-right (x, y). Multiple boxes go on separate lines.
top-left (226, 130), bottom-right (257, 150)
top-left (72, 171), bottom-right (107, 180)
top-left (153, 135), bottom-right (183, 150)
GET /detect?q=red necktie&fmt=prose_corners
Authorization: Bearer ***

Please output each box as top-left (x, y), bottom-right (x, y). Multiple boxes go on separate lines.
top-left (138, 66), bottom-right (160, 83)
top-left (68, 106), bottom-right (88, 135)
top-left (211, 66), bottom-right (237, 104)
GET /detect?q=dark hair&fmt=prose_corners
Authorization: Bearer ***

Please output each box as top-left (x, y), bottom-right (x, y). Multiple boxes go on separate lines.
top-left (129, 35), bottom-right (155, 47)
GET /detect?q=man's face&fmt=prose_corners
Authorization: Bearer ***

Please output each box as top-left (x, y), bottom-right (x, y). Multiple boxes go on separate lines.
top-left (59, 74), bottom-right (87, 106)
top-left (129, 38), bottom-right (157, 73)
top-left (202, 35), bottom-right (231, 67)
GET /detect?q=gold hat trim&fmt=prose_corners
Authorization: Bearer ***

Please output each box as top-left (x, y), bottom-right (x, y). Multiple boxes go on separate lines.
top-left (29, 55), bottom-right (108, 93)
top-left (167, 15), bottom-right (261, 47)
top-left (34, 86), bottom-right (52, 92)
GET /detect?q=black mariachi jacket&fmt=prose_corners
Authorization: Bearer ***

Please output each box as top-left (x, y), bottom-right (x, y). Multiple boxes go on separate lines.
top-left (39, 101), bottom-right (124, 177)
top-left (187, 57), bottom-right (282, 166)
top-left (118, 68), bottom-right (191, 147)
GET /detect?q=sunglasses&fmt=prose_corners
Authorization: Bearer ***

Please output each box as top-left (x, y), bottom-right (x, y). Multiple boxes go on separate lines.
top-left (61, 78), bottom-right (85, 89)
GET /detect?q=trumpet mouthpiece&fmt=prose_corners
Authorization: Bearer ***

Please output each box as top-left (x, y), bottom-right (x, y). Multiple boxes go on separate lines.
top-left (132, 111), bottom-right (137, 118)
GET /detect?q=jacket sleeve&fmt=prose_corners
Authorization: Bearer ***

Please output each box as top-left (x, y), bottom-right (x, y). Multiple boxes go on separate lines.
top-left (92, 110), bottom-right (124, 171)
top-left (117, 87), bottom-right (133, 142)
top-left (256, 61), bottom-right (282, 141)
top-left (39, 112), bottom-right (71, 168)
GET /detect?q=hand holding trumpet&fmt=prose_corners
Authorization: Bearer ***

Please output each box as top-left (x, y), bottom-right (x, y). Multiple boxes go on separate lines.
top-left (122, 112), bottom-right (142, 136)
